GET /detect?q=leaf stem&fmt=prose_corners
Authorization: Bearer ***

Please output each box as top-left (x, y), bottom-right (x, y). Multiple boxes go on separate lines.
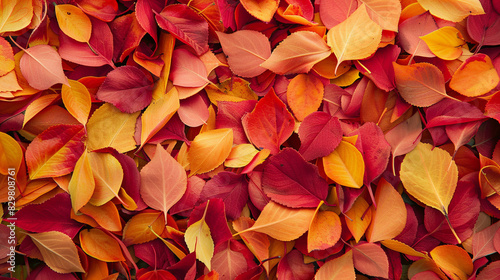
top-left (443, 209), bottom-right (461, 244)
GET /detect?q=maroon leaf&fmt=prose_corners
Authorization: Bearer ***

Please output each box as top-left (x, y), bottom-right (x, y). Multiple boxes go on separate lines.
top-left (425, 99), bottom-right (487, 128)
top-left (276, 249), bottom-right (315, 280)
top-left (298, 112), bottom-right (342, 162)
top-left (467, 0), bottom-right (500, 47)
top-left (135, 239), bottom-right (177, 270)
top-left (188, 199), bottom-right (232, 246)
top-left (354, 45), bottom-right (400, 92)
top-left (135, 0), bottom-right (164, 44)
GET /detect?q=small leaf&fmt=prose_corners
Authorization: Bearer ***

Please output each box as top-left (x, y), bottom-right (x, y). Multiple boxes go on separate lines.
top-left (61, 79), bottom-right (92, 125)
top-left (298, 112), bottom-right (342, 162)
top-left (287, 74), bottom-right (324, 121)
top-left (345, 197), bottom-right (372, 242)
top-left (240, 0), bottom-right (279, 22)
top-left (88, 152), bottom-right (124, 206)
top-left (55, 4), bottom-right (92, 42)
top-left (187, 128), bottom-right (233, 175)
top-left (420, 26), bottom-right (465, 60)
top-left (308, 204), bottom-right (342, 252)
top-left (170, 48), bottom-right (209, 87)
top-left (417, 0), bottom-right (484, 22)
top-left (68, 151), bottom-right (95, 212)
top-left (352, 242), bottom-right (389, 278)
top-left (122, 211), bottom-right (165, 246)
top-left (323, 140), bottom-right (365, 189)
top-left (449, 54), bottom-right (500, 97)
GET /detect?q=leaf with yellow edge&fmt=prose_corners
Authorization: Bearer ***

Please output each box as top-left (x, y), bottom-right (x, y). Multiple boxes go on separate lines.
top-left (205, 78), bottom-right (258, 106)
top-left (420, 26), bottom-right (465, 60)
top-left (450, 54), bottom-right (500, 97)
top-left (236, 201), bottom-right (315, 242)
top-left (308, 201), bottom-right (342, 252)
top-left (327, 4), bottom-right (382, 73)
top-left (122, 210), bottom-right (165, 246)
top-left (430, 245), bottom-right (473, 280)
top-left (86, 103), bottom-right (140, 153)
top-left (0, 132), bottom-right (22, 175)
top-left (400, 142), bottom-right (460, 243)
top-left (187, 128), bottom-right (233, 176)
top-left (287, 74), bottom-right (324, 121)
top-left (185, 202), bottom-right (214, 270)
top-left (345, 197), bottom-right (372, 242)
top-left (0, 0), bottom-right (34, 33)
top-left (88, 152), bottom-right (124, 206)
top-left (323, 140), bottom-right (365, 189)
top-left (366, 178), bottom-right (406, 243)
top-left (68, 151), bottom-right (94, 213)
top-left (28, 231), bottom-right (85, 274)
top-left (380, 239), bottom-right (427, 258)
top-left (224, 144), bottom-right (259, 168)
top-left (417, 0), bottom-right (484, 22)
top-left (61, 79), bottom-right (92, 125)
top-left (315, 250), bottom-right (355, 280)
top-left (80, 228), bottom-right (126, 262)
top-left (55, 4), bottom-right (92, 43)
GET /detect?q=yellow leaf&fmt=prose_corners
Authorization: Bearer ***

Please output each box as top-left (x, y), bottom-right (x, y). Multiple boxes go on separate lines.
top-left (68, 151), bottom-right (94, 212)
top-left (123, 211), bottom-right (165, 246)
top-left (366, 178), bottom-right (407, 242)
top-left (327, 4), bottom-right (383, 73)
top-left (80, 228), bottom-right (126, 262)
top-left (88, 152), bottom-right (123, 206)
top-left (224, 144), bottom-right (259, 168)
top-left (315, 250), bottom-right (355, 280)
top-left (205, 78), bottom-right (258, 106)
top-left (55, 4), bottom-right (92, 42)
top-left (29, 231), bottom-right (85, 274)
top-left (331, 68), bottom-right (361, 87)
top-left (140, 88), bottom-right (179, 149)
top-left (430, 245), bottom-right (473, 280)
top-left (187, 128), bottom-right (233, 176)
top-left (420, 26), bottom-right (465, 60)
top-left (380, 239), bottom-right (427, 258)
top-left (450, 54), bottom-right (500, 97)
top-left (0, 0), bottom-right (33, 33)
top-left (237, 201), bottom-right (315, 241)
top-left (86, 103), bottom-right (140, 153)
top-left (308, 202), bottom-right (342, 252)
top-left (62, 79), bottom-right (92, 125)
top-left (417, 0), bottom-right (484, 22)
top-left (0, 132), bottom-right (22, 175)
top-left (345, 197), bottom-right (372, 242)
top-left (287, 74), bottom-right (324, 121)
top-left (184, 204), bottom-right (214, 270)
top-left (323, 140), bottom-right (365, 188)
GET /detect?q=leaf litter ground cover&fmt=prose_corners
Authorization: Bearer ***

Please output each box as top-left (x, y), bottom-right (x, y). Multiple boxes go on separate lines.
top-left (2, 0), bottom-right (500, 279)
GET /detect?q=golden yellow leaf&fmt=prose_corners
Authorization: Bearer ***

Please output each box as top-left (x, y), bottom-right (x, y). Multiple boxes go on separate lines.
top-left (450, 54), bottom-right (500, 97)
top-left (327, 4), bottom-right (383, 73)
top-left (308, 202), bottom-right (342, 252)
top-left (323, 140), bottom-right (365, 188)
top-left (61, 79), bottom-right (92, 125)
top-left (184, 204), bottom-right (214, 270)
top-left (287, 74), bottom-right (324, 121)
top-left (0, 0), bottom-right (33, 33)
top-left (205, 78), bottom-right (258, 106)
top-left (430, 245), bottom-right (473, 280)
top-left (420, 26), bottom-right (465, 60)
top-left (224, 144), bottom-right (259, 168)
top-left (0, 132), bottom-right (22, 176)
top-left (80, 228), bottom-right (126, 262)
top-left (86, 103), bottom-right (140, 153)
top-left (68, 151), bottom-right (94, 213)
top-left (380, 239), bottom-right (427, 258)
top-left (417, 0), bottom-right (484, 22)
top-left (345, 197), bottom-right (372, 242)
top-left (187, 128), bottom-right (233, 176)
top-left (87, 152), bottom-right (123, 206)
top-left (123, 211), bottom-right (166, 246)
top-left (55, 4), bottom-right (92, 42)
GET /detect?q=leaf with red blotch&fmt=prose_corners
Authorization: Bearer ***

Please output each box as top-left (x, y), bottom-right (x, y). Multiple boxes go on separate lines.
top-left (26, 124), bottom-right (85, 180)
top-left (276, 249), bottom-right (315, 280)
top-left (210, 240), bottom-right (249, 280)
top-left (319, 0), bottom-right (357, 28)
top-left (216, 100), bottom-right (257, 145)
top-left (19, 45), bottom-right (68, 90)
top-left (96, 66), bottom-right (154, 114)
top-left (188, 199), bottom-right (233, 246)
top-left (135, 0), bottom-right (164, 44)
top-left (110, 12), bottom-right (147, 62)
top-left (140, 144), bottom-right (187, 221)
top-left (217, 30), bottom-right (271, 78)
top-left (155, 4), bottom-right (209, 56)
top-left (384, 113), bottom-right (422, 172)
top-left (472, 220), bottom-right (500, 261)
top-left (352, 242), bottom-right (389, 278)
top-left (58, 17), bottom-right (114, 68)
top-left (477, 261), bottom-right (500, 280)
top-left (200, 172), bottom-right (248, 220)
top-left (398, 12), bottom-right (439, 58)
top-left (425, 178), bottom-right (480, 245)
top-left (242, 90), bottom-right (295, 154)
top-left (354, 45), bottom-right (400, 92)
top-left (261, 148), bottom-right (329, 208)
top-left (467, 0), bottom-right (500, 47)
top-left (170, 48), bottom-right (209, 87)
top-left (13, 193), bottom-right (83, 238)
top-left (260, 31), bottom-right (331, 75)
top-left (347, 122), bottom-right (391, 185)
top-left (178, 94), bottom-right (209, 127)
top-left (298, 112), bottom-right (342, 162)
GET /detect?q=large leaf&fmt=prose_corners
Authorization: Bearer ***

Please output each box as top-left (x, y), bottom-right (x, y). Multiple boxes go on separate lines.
top-left (260, 31), bottom-right (331, 75)
top-left (20, 45), bottom-right (68, 90)
top-left (170, 48), bottom-right (209, 87)
top-left (211, 241), bottom-right (249, 280)
top-left (420, 26), bottom-right (465, 60)
top-left (449, 54), bottom-right (500, 97)
top-left (360, 0), bottom-right (401, 31)
top-left (352, 242), bottom-right (389, 278)
top-left (430, 245), bottom-right (473, 280)
top-left (287, 73), bottom-right (324, 121)
top-left (217, 30), bottom-right (271, 78)
top-left (87, 152), bottom-right (124, 206)
top-left (417, 0), bottom-right (484, 22)
top-left (467, 0), bottom-right (500, 47)
top-left (319, 0), bottom-right (358, 29)
top-left (323, 140), bottom-right (365, 189)
top-left (122, 211), bottom-right (165, 246)
top-left (187, 128), bottom-right (233, 175)
top-left (55, 4), bottom-right (92, 43)
top-left (26, 124), bottom-right (85, 180)
top-left (0, 0), bottom-right (33, 33)
top-left (141, 144), bottom-right (187, 220)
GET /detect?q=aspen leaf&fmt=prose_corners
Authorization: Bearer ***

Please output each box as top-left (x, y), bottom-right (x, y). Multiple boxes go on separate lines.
top-left (449, 54), bottom-right (500, 97)
top-left (420, 26), bottom-right (465, 60)
top-left (430, 245), bottom-right (473, 280)
top-left (61, 79), bottom-right (92, 125)
top-left (68, 151), bottom-right (94, 213)
top-left (185, 204), bottom-right (214, 270)
top-left (187, 128), bottom-right (233, 175)
top-left (287, 74), bottom-right (324, 121)
top-left (323, 140), bottom-right (365, 189)
top-left (0, 0), bottom-right (33, 33)
top-left (80, 228), bottom-right (126, 262)
top-left (88, 152), bottom-right (124, 206)
top-left (417, 0), bottom-right (485, 22)
top-left (308, 203), bottom-right (342, 252)
top-left (55, 4), bottom-right (92, 43)
top-left (315, 250), bottom-right (355, 280)
top-left (29, 231), bottom-right (85, 274)
top-left (327, 4), bottom-right (383, 73)
top-left (237, 201), bottom-right (315, 242)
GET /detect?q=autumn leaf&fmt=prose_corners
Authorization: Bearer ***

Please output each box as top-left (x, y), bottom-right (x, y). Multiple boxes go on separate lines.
top-left (449, 54), bottom-right (500, 97)
top-left (417, 0), bottom-right (484, 22)
top-left (61, 79), bottom-right (92, 125)
top-left (68, 151), bottom-right (94, 212)
top-left (420, 26), bottom-right (465, 60)
top-left (0, 0), bottom-right (34, 33)
top-left (20, 45), bottom-right (69, 90)
top-left (308, 202), bottom-right (342, 252)
top-left (187, 128), bottom-right (233, 175)
top-left (287, 74), bottom-right (324, 121)
top-left (430, 245), bottom-right (473, 280)
top-left (185, 202), bottom-right (214, 270)
top-left (315, 250), bottom-right (355, 280)
top-left (80, 228), bottom-right (126, 262)
top-left (323, 140), bottom-right (365, 189)
top-left (55, 4), bottom-right (92, 43)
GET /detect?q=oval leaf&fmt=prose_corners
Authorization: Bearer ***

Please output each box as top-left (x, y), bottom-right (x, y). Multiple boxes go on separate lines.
top-left (20, 45), bottom-right (68, 90)
top-left (61, 79), bottom-right (92, 125)
top-left (55, 4), bottom-right (92, 42)
top-left (80, 228), bottom-right (126, 262)
top-left (449, 53), bottom-right (500, 97)
top-left (323, 140), bottom-right (365, 189)
top-left (430, 245), bottom-right (473, 280)
top-left (287, 74), bottom-right (324, 121)
top-left (187, 128), bottom-right (233, 175)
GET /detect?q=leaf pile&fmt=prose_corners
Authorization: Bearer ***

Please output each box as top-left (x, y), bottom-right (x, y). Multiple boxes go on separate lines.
top-left (2, 0), bottom-right (500, 279)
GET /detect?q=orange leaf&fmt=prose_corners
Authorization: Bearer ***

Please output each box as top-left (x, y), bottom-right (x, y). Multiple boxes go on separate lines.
top-left (123, 210), bottom-right (166, 246)
top-left (140, 144), bottom-right (187, 220)
top-left (61, 79), bottom-right (92, 125)
top-left (80, 228), bottom-right (126, 262)
top-left (366, 178), bottom-right (407, 242)
top-left (68, 151), bottom-right (94, 212)
top-left (315, 250), bottom-right (355, 280)
top-left (0, 0), bottom-right (33, 33)
top-left (232, 216), bottom-right (270, 269)
top-left (449, 54), bottom-right (500, 97)
top-left (0, 132), bottom-right (22, 176)
top-left (420, 26), bottom-right (465, 60)
top-left (237, 201), bottom-right (315, 242)
top-left (430, 245), bottom-right (473, 280)
top-left (0, 37), bottom-right (15, 76)
top-left (417, 0), bottom-right (484, 22)
top-left (55, 4), bottom-right (92, 42)
top-left (88, 152), bottom-right (124, 206)
top-left (187, 128), bottom-right (233, 176)
top-left (360, 0), bottom-right (402, 31)
top-left (287, 74), bottom-right (324, 121)
top-left (28, 231), bottom-right (85, 274)
top-left (327, 4), bottom-right (382, 73)
top-left (307, 203), bottom-right (342, 252)
top-left (79, 201), bottom-right (122, 232)
top-left (479, 164), bottom-right (500, 198)
top-left (22, 94), bottom-right (60, 127)
top-left (380, 239), bottom-right (427, 258)
top-left (323, 140), bottom-right (365, 189)
top-left (205, 78), bottom-right (258, 106)
top-left (345, 197), bottom-right (372, 242)
top-left (240, 0), bottom-right (279, 22)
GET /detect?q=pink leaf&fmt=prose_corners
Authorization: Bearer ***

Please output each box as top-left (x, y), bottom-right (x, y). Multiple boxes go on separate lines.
top-left (384, 113), bottom-right (422, 172)
top-left (467, 0), bottom-right (500, 47)
top-left (170, 48), bottom-right (209, 87)
top-left (298, 112), bottom-right (342, 162)
top-left (319, 0), bottom-right (358, 28)
top-left (477, 261), bottom-right (500, 280)
top-left (472, 220), bottom-right (500, 261)
top-left (217, 30), bottom-right (271, 78)
top-left (398, 12), bottom-right (438, 58)
top-left (352, 242), bottom-right (389, 278)
top-left (216, 100), bottom-right (257, 145)
top-left (354, 45), bottom-right (400, 92)
top-left (211, 240), bottom-right (249, 280)
top-left (135, 0), bottom-right (164, 44)
top-left (155, 4), bottom-right (209, 56)
top-left (96, 66), bottom-right (154, 113)
top-left (178, 94), bottom-right (209, 127)
top-left (20, 44), bottom-right (68, 90)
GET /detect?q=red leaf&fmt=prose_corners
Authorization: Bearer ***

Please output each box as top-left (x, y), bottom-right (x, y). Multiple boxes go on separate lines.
top-left (384, 113), bottom-right (422, 172)
top-left (262, 148), bottom-right (329, 208)
top-left (473, 220), bottom-right (500, 261)
top-left (135, 0), bottom-right (164, 44)
top-left (425, 99), bottom-right (487, 128)
top-left (276, 249), bottom-right (315, 280)
top-left (155, 4), bottom-right (209, 56)
top-left (467, 0), bottom-right (500, 47)
top-left (319, 0), bottom-right (357, 29)
top-left (170, 48), bottom-right (209, 87)
top-left (188, 199), bottom-right (232, 246)
top-left (352, 242), bottom-right (389, 278)
top-left (477, 261), bottom-right (500, 280)
top-left (242, 89), bottom-right (295, 154)
top-left (216, 100), bottom-right (257, 145)
top-left (354, 45), bottom-right (400, 92)
top-left (20, 45), bottom-right (68, 90)
top-left (298, 112), bottom-right (342, 162)
top-left (96, 66), bottom-right (154, 113)
top-left (110, 13), bottom-right (147, 62)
